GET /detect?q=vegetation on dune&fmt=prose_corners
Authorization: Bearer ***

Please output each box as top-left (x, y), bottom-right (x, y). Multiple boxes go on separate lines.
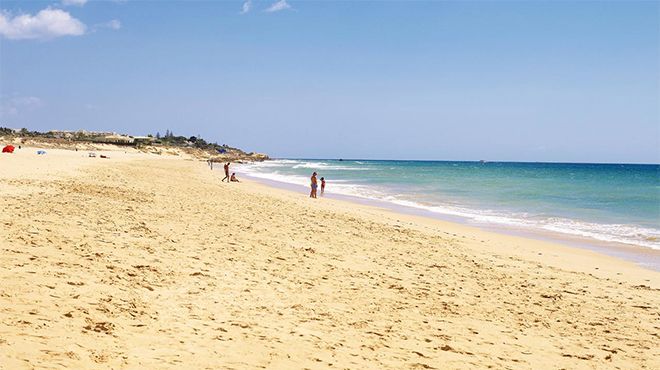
top-left (154, 130), bottom-right (229, 152)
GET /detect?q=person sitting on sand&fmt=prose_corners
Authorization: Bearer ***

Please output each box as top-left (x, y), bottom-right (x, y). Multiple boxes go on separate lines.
top-left (310, 172), bottom-right (318, 198)
top-left (230, 173), bottom-right (240, 182)
top-left (320, 177), bottom-right (326, 196)
top-left (222, 162), bottom-right (230, 182)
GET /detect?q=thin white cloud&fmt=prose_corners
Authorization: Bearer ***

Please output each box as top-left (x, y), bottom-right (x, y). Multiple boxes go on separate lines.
top-left (105, 19), bottom-right (121, 30)
top-left (240, 0), bottom-right (252, 14)
top-left (0, 8), bottom-right (86, 40)
top-left (265, 0), bottom-right (291, 13)
top-left (62, 0), bottom-right (88, 6)
top-left (0, 96), bottom-right (42, 117)
top-left (91, 19), bottom-right (121, 32)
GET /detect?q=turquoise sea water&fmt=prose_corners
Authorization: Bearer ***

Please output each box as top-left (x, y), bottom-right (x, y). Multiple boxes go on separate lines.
top-left (236, 160), bottom-right (660, 251)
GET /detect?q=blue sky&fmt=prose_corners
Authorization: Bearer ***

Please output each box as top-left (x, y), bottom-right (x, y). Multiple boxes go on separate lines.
top-left (1, 1), bottom-right (658, 163)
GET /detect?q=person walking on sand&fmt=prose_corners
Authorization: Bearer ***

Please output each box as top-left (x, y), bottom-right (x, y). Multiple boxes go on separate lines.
top-left (222, 162), bottom-right (230, 182)
top-left (310, 172), bottom-right (318, 198)
top-left (320, 177), bottom-right (326, 196)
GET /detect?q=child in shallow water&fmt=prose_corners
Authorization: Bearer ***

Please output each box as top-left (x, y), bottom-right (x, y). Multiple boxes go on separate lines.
top-left (320, 177), bottom-right (326, 196)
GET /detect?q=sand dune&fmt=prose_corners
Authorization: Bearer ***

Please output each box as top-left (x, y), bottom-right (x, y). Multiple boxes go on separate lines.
top-left (0, 149), bottom-right (658, 369)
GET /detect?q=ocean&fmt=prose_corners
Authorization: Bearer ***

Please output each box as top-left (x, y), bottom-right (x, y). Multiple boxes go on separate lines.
top-left (235, 159), bottom-right (660, 258)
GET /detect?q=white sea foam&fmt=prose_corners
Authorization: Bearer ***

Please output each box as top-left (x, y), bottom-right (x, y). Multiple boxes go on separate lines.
top-left (236, 160), bottom-right (660, 250)
top-left (238, 169), bottom-right (310, 186)
top-left (237, 165), bottom-right (384, 199)
top-left (384, 198), bottom-right (660, 249)
top-left (291, 161), bottom-right (373, 171)
top-left (243, 159), bottom-right (299, 169)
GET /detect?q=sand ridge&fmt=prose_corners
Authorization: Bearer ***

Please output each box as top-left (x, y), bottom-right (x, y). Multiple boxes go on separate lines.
top-left (0, 149), bottom-right (658, 369)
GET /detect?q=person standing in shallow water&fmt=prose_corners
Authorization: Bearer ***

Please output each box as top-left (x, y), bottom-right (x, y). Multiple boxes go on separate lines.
top-left (320, 177), bottom-right (326, 196)
top-left (310, 172), bottom-right (318, 198)
top-left (222, 162), bottom-right (230, 182)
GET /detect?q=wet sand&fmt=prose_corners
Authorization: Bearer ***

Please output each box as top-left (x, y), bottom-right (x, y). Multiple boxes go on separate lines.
top-left (238, 173), bottom-right (660, 272)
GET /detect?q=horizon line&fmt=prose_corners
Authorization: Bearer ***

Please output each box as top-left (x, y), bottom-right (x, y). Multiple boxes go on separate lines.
top-left (278, 157), bottom-right (660, 166)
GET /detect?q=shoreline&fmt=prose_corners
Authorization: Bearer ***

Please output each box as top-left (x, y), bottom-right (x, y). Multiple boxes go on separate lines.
top-left (226, 172), bottom-right (659, 290)
top-left (236, 171), bottom-right (660, 272)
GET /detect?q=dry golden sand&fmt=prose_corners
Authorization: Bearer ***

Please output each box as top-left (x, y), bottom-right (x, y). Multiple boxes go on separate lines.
top-left (1, 149), bottom-right (659, 369)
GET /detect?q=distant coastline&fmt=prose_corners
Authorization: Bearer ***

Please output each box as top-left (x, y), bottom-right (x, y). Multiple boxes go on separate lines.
top-left (0, 127), bottom-right (269, 162)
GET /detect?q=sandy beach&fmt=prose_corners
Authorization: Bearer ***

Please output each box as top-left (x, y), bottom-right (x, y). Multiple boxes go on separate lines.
top-left (1, 148), bottom-right (658, 369)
